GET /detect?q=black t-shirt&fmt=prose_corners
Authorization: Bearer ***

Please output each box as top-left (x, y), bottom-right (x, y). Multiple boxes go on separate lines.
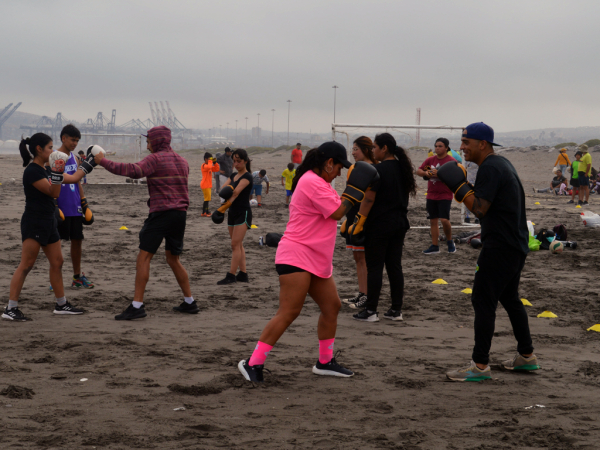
top-left (23, 163), bottom-right (55, 219)
top-left (365, 160), bottom-right (410, 234)
top-left (229, 172), bottom-right (253, 214)
top-left (474, 155), bottom-right (529, 254)
top-left (551, 176), bottom-right (566, 188)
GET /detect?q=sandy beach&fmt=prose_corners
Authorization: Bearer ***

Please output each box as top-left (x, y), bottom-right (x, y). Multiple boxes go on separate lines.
top-left (0, 146), bottom-right (599, 449)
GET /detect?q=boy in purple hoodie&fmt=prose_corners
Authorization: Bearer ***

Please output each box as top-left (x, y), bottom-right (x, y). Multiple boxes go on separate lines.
top-left (95, 126), bottom-right (197, 320)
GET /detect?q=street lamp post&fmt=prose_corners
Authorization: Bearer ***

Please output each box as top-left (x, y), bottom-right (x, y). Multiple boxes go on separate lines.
top-left (332, 85), bottom-right (339, 123)
top-left (271, 109), bottom-right (275, 148)
top-left (287, 100), bottom-right (292, 146)
top-left (245, 117), bottom-right (248, 148)
top-left (257, 113), bottom-right (261, 146)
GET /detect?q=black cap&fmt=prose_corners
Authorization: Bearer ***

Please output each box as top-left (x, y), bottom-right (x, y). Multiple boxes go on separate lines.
top-left (318, 141), bottom-right (351, 168)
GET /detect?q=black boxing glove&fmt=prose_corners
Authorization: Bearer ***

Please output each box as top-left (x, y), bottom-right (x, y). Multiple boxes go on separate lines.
top-left (342, 162), bottom-right (379, 205)
top-left (436, 161), bottom-right (474, 203)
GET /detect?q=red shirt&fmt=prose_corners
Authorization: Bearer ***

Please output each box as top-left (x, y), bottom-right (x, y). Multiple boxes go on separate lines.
top-left (419, 155), bottom-right (456, 201)
top-left (291, 148), bottom-right (303, 164)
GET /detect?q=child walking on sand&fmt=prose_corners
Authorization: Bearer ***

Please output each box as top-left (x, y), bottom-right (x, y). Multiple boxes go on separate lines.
top-left (281, 163), bottom-right (296, 206)
top-left (201, 152), bottom-right (220, 216)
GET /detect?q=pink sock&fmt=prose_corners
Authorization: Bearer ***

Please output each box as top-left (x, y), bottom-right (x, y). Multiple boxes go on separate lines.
top-left (319, 338), bottom-right (335, 364)
top-left (249, 341), bottom-right (273, 366)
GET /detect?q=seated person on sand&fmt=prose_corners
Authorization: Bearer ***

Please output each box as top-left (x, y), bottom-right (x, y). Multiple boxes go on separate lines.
top-left (533, 170), bottom-right (567, 195)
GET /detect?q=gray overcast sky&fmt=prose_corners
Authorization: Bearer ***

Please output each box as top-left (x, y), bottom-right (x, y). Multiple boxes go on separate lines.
top-left (2, 0), bottom-right (599, 134)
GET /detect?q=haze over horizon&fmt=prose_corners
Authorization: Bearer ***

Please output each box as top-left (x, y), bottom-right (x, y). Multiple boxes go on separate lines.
top-left (2, 0), bottom-right (599, 134)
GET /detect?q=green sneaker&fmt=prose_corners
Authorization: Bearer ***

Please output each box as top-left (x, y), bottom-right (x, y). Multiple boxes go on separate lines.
top-left (501, 353), bottom-right (540, 371)
top-left (446, 361), bottom-right (491, 382)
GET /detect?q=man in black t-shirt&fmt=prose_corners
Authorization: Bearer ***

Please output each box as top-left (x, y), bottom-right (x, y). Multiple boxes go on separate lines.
top-left (437, 122), bottom-right (539, 382)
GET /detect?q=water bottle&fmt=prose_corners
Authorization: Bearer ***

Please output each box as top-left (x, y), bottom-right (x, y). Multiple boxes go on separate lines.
top-left (259, 236), bottom-right (264, 246)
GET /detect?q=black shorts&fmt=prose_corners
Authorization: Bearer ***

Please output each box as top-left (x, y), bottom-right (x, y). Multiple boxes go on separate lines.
top-left (570, 178), bottom-right (580, 188)
top-left (276, 264), bottom-right (307, 276)
top-left (227, 208), bottom-right (252, 228)
top-left (21, 214), bottom-right (60, 247)
top-left (426, 199), bottom-right (452, 220)
top-left (578, 172), bottom-right (589, 187)
top-left (58, 216), bottom-right (84, 241)
top-left (139, 210), bottom-right (187, 255)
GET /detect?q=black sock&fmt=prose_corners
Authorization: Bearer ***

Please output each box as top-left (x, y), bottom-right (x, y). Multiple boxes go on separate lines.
top-left (203, 201), bottom-right (209, 213)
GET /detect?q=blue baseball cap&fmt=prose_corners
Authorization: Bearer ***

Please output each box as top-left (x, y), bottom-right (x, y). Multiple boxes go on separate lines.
top-left (462, 122), bottom-right (501, 146)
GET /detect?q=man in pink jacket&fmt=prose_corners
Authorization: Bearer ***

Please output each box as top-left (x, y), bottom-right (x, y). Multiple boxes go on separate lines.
top-left (95, 126), bottom-right (197, 320)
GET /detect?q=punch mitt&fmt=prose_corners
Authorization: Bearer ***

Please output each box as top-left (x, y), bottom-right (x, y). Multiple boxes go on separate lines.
top-left (422, 165), bottom-right (431, 181)
top-left (48, 152), bottom-right (68, 184)
top-left (436, 161), bottom-right (474, 203)
top-left (342, 161), bottom-right (379, 205)
top-left (81, 198), bottom-right (94, 225)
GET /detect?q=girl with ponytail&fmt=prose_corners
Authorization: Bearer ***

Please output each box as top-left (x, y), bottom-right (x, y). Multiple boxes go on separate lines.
top-left (342, 136), bottom-right (377, 308)
top-left (6, 134), bottom-right (86, 321)
top-left (350, 132), bottom-right (416, 323)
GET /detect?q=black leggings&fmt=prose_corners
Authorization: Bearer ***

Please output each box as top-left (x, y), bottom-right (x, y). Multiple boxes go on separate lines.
top-left (364, 229), bottom-right (407, 312)
top-left (471, 247), bottom-right (533, 365)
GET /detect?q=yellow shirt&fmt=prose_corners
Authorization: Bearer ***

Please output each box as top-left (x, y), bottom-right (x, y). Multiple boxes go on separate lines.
top-left (282, 168), bottom-right (296, 190)
top-left (579, 152), bottom-right (592, 174)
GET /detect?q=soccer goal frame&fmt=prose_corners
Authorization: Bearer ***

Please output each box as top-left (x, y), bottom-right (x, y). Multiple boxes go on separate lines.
top-left (331, 123), bottom-right (478, 228)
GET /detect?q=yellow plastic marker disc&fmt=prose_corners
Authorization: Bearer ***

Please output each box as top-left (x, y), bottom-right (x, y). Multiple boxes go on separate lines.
top-left (521, 298), bottom-right (532, 306)
top-left (534, 202), bottom-right (540, 205)
top-left (461, 288), bottom-right (472, 294)
top-left (250, 224), bottom-right (258, 229)
top-left (432, 278), bottom-right (448, 285)
top-left (576, 205), bottom-right (582, 208)
top-left (531, 223), bottom-right (535, 226)
top-left (537, 311), bottom-right (557, 318)
top-left (587, 324), bottom-right (600, 332)
top-left (119, 226), bottom-right (129, 230)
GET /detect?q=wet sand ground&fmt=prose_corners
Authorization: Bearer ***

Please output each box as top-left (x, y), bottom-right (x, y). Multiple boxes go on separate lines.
top-left (0, 147), bottom-right (598, 449)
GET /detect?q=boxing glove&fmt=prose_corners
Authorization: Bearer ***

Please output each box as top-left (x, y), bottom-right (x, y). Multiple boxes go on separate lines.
top-left (436, 161), bottom-right (474, 203)
top-left (80, 155), bottom-right (95, 175)
top-left (348, 212), bottom-right (367, 246)
top-left (48, 152), bottom-right (68, 184)
top-left (86, 145), bottom-right (106, 158)
top-left (340, 219), bottom-right (348, 238)
top-left (422, 165), bottom-right (432, 181)
top-left (81, 197), bottom-right (94, 225)
top-left (211, 200), bottom-right (232, 224)
top-left (219, 185), bottom-right (234, 200)
top-left (342, 162), bottom-right (379, 205)
top-left (54, 199), bottom-right (64, 226)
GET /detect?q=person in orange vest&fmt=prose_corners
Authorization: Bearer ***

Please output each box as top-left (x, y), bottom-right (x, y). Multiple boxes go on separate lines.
top-left (201, 152), bottom-right (220, 216)
top-left (554, 148), bottom-right (571, 177)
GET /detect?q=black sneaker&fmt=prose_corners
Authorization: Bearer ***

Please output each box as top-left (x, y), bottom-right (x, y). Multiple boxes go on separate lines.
top-left (235, 271), bottom-right (249, 283)
top-left (583, 201), bottom-right (589, 205)
top-left (217, 273), bottom-right (236, 285)
top-left (383, 308), bottom-right (403, 321)
top-left (567, 200), bottom-right (574, 204)
top-left (353, 308), bottom-right (379, 322)
top-left (54, 301), bottom-right (84, 315)
top-left (343, 292), bottom-right (364, 305)
top-left (115, 304), bottom-right (147, 321)
top-left (2, 307), bottom-right (29, 322)
top-left (173, 300), bottom-right (199, 314)
top-left (578, 200), bottom-right (584, 205)
top-left (312, 357), bottom-right (354, 377)
top-left (238, 358), bottom-right (265, 383)
top-left (349, 294), bottom-right (368, 309)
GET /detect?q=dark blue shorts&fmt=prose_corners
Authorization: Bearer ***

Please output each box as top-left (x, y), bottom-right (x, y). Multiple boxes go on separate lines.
top-left (251, 185), bottom-right (263, 196)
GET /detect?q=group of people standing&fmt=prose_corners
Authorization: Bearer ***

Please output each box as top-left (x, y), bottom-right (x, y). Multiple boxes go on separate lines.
top-left (8, 121), bottom-right (540, 385)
